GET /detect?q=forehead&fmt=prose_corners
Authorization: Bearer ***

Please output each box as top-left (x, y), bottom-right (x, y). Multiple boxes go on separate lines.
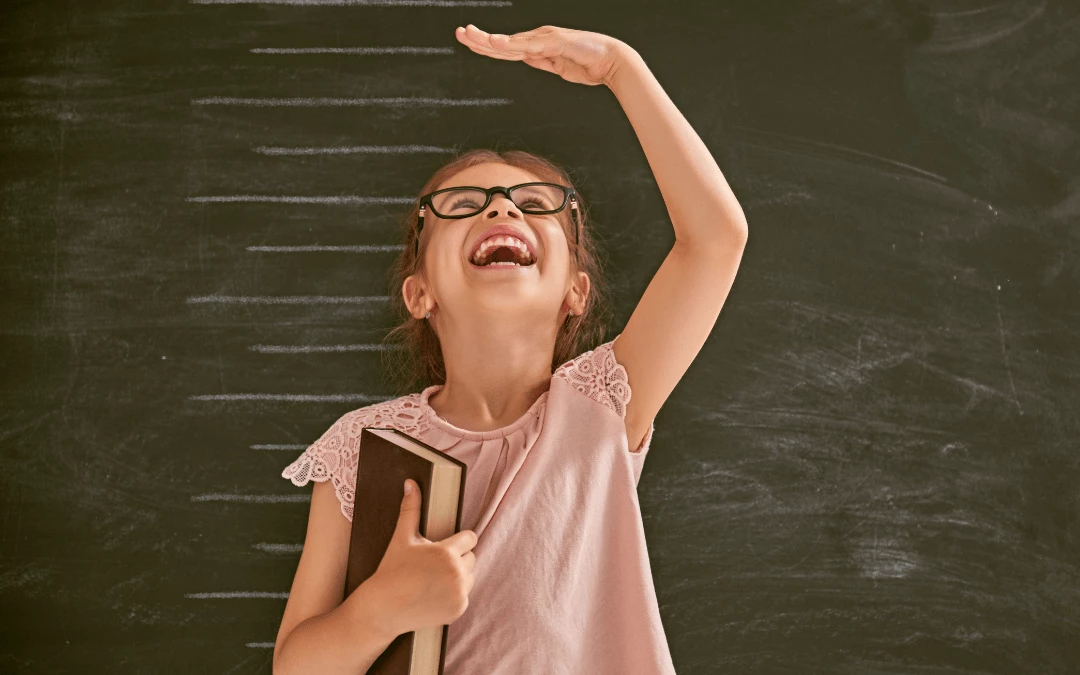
top-left (436, 162), bottom-right (545, 191)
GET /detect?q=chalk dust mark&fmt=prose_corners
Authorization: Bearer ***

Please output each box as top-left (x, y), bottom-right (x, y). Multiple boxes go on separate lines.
top-left (730, 125), bottom-right (948, 182)
top-left (852, 524), bottom-right (919, 579)
top-left (921, 1), bottom-right (1046, 54)
top-left (993, 287), bottom-right (1023, 414)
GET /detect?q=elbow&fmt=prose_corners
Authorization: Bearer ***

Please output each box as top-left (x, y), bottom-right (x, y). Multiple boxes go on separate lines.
top-left (732, 221), bottom-right (748, 247)
top-left (729, 211), bottom-right (749, 244)
top-left (684, 224), bottom-right (747, 258)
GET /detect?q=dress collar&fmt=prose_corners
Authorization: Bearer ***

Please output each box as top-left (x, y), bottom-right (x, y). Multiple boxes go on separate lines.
top-left (419, 384), bottom-right (549, 440)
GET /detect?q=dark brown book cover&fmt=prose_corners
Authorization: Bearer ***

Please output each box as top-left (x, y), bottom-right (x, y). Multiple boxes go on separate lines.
top-left (345, 427), bottom-right (468, 675)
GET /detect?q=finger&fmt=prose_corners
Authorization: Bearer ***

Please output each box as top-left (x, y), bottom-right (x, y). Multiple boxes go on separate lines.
top-left (445, 529), bottom-right (478, 555)
top-left (464, 24), bottom-right (558, 58)
top-left (458, 39), bottom-right (522, 61)
top-left (459, 23), bottom-right (547, 46)
top-left (455, 26), bottom-right (521, 61)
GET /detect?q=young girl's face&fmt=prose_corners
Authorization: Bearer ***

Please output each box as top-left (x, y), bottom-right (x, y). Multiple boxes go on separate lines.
top-left (409, 162), bottom-right (587, 325)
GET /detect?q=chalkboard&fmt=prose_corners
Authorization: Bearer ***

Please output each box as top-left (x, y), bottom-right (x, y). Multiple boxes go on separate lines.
top-left (2, 0), bottom-right (1078, 672)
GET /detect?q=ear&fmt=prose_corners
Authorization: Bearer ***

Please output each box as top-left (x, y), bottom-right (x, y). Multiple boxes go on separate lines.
top-left (402, 273), bottom-right (434, 320)
top-left (567, 270), bottom-right (590, 315)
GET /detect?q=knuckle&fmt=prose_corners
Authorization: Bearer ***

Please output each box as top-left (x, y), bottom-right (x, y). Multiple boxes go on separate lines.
top-left (438, 546), bottom-right (457, 567)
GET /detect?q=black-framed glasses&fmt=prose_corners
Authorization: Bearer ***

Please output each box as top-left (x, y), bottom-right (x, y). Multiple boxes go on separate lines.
top-left (415, 182), bottom-right (580, 257)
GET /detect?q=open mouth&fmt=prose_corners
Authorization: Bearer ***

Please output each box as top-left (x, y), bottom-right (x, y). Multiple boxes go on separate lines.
top-left (468, 243), bottom-right (537, 269)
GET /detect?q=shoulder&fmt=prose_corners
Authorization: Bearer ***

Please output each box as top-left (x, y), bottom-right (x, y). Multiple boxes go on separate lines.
top-left (280, 392), bottom-right (427, 522)
top-left (553, 335), bottom-right (631, 420)
top-left (313, 393), bottom-right (419, 445)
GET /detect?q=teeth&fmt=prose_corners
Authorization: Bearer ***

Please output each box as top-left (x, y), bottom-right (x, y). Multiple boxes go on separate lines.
top-left (471, 235), bottom-right (533, 265)
top-left (473, 236), bottom-right (530, 263)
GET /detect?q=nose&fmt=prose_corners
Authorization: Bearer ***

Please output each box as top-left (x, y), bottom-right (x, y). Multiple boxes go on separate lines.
top-left (485, 193), bottom-right (523, 219)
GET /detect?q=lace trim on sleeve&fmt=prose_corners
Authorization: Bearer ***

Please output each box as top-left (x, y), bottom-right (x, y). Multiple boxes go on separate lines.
top-left (553, 335), bottom-right (632, 420)
top-left (281, 395), bottom-right (432, 522)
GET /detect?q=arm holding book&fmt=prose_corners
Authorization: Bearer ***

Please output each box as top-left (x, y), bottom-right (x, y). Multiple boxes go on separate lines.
top-left (275, 478), bottom-right (477, 673)
top-left (274, 576), bottom-right (399, 675)
top-left (274, 480), bottom-right (401, 674)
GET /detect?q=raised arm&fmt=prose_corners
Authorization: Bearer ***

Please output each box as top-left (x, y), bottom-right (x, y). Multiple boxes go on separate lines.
top-left (456, 24), bottom-right (749, 448)
top-left (602, 42), bottom-right (748, 447)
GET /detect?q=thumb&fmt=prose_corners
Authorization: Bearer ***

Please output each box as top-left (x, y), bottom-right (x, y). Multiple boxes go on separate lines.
top-left (395, 479), bottom-right (423, 542)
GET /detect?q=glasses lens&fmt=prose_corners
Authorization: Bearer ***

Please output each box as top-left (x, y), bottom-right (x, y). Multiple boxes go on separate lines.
top-left (430, 184), bottom-right (566, 218)
top-left (510, 184), bottom-right (566, 213)
top-left (431, 188), bottom-right (488, 217)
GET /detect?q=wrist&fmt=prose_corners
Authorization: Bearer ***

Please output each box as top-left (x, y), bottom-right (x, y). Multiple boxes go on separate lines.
top-left (347, 575), bottom-right (400, 643)
top-left (605, 42), bottom-right (644, 93)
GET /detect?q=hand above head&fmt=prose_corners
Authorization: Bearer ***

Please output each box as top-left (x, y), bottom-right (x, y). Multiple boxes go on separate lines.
top-left (454, 24), bottom-right (632, 89)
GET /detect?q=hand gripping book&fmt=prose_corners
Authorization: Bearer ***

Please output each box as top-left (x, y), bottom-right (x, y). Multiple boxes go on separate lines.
top-left (345, 427), bottom-right (468, 675)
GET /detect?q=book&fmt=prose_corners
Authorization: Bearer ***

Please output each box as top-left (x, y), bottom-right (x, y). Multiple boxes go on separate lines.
top-left (345, 426), bottom-right (468, 675)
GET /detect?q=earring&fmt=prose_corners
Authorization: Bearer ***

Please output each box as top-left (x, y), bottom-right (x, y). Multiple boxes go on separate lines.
top-left (425, 310), bottom-right (432, 319)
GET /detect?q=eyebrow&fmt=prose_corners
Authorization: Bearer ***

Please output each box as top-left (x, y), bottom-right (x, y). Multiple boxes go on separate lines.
top-left (441, 182), bottom-right (542, 189)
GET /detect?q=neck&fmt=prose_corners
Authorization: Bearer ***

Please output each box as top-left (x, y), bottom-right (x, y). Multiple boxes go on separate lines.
top-left (427, 312), bottom-right (558, 432)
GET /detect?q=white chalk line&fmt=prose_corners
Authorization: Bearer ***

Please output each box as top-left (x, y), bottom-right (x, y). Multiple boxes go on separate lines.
top-left (254, 543), bottom-right (303, 553)
top-left (188, 393), bottom-right (392, 402)
top-left (186, 591), bottom-right (289, 599)
top-left (185, 294), bottom-right (390, 303)
top-left (187, 195), bottom-right (412, 204)
top-left (192, 96), bottom-right (512, 106)
top-left (250, 343), bottom-right (401, 353)
top-left (253, 144), bottom-right (452, 155)
top-left (194, 0), bottom-right (510, 5)
top-left (192, 493), bottom-right (310, 503)
top-left (245, 244), bottom-right (404, 252)
top-left (251, 47), bottom-right (454, 54)
top-left (187, 548), bottom-right (306, 610)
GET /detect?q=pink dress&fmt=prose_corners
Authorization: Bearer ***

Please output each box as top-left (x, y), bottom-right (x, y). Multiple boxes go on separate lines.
top-left (282, 333), bottom-right (676, 674)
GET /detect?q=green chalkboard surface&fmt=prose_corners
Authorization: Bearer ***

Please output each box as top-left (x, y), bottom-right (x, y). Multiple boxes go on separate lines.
top-left (2, 0), bottom-right (1078, 672)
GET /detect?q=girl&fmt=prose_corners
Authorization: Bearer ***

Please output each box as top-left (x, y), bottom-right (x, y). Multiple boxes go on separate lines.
top-left (274, 24), bottom-right (747, 675)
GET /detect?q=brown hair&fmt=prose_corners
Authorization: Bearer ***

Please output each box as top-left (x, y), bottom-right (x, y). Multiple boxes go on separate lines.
top-left (380, 147), bottom-right (614, 396)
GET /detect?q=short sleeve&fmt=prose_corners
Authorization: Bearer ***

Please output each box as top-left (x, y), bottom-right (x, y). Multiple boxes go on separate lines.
top-left (554, 333), bottom-right (656, 465)
top-left (554, 336), bottom-right (630, 417)
top-left (282, 395), bottom-right (433, 522)
top-left (282, 409), bottom-right (367, 522)
top-left (557, 334), bottom-right (630, 419)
